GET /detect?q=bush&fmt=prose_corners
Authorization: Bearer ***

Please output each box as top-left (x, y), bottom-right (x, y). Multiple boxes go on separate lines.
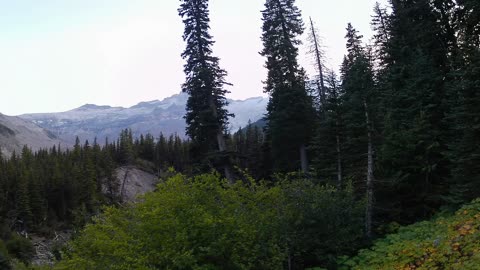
top-left (275, 176), bottom-right (365, 269)
top-left (0, 238), bottom-right (9, 258)
top-left (56, 173), bottom-right (364, 270)
top-left (5, 235), bottom-right (34, 266)
top-left (0, 252), bottom-right (11, 270)
top-left (340, 199), bottom-right (480, 270)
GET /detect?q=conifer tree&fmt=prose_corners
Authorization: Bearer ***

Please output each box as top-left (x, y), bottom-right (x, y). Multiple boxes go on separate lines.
top-left (178, 0), bottom-right (234, 182)
top-left (341, 23), bottom-right (377, 238)
top-left (378, 0), bottom-right (454, 222)
top-left (371, 2), bottom-right (391, 69)
top-left (16, 173), bottom-right (32, 230)
top-left (311, 71), bottom-right (345, 186)
top-left (446, 0), bottom-right (480, 204)
top-left (118, 129), bottom-right (135, 165)
top-left (261, 0), bottom-right (315, 173)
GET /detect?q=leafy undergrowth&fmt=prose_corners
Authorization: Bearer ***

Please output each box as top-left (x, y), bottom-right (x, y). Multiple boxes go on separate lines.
top-left (54, 173), bottom-right (364, 269)
top-left (340, 199), bottom-right (480, 270)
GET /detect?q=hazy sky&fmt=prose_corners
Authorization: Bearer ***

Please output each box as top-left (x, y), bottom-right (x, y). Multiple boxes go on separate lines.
top-left (0, 0), bottom-right (387, 116)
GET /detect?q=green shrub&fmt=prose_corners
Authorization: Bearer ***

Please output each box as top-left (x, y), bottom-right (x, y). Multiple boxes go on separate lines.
top-left (340, 199), bottom-right (480, 270)
top-left (0, 252), bottom-right (11, 270)
top-left (0, 238), bottom-right (9, 257)
top-left (6, 235), bottom-right (34, 266)
top-left (56, 173), bottom-right (364, 270)
top-left (10, 259), bottom-right (29, 270)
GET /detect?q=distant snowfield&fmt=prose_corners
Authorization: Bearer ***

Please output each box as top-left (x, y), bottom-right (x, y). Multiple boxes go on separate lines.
top-left (19, 92), bottom-right (268, 145)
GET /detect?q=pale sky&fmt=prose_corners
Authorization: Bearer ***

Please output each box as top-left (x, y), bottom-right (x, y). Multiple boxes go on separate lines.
top-left (0, 0), bottom-right (387, 116)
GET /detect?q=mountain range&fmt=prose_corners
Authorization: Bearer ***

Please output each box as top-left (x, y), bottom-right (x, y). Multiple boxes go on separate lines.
top-left (13, 92), bottom-right (267, 147)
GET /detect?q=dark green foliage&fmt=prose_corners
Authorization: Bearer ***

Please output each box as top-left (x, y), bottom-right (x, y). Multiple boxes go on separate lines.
top-left (371, 2), bottom-right (391, 68)
top-left (117, 129), bottom-right (135, 165)
top-left (278, 177), bottom-right (365, 269)
top-left (230, 122), bottom-right (266, 179)
top-left (307, 0), bottom-right (480, 235)
top-left (0, 254), bottom-right (10, 270)
top-left (5, 235), bottom-right (34, 266)
top-left (445, 0), bottom-right (480, 205)
top-left (136, 134), bottom-right (155, 162)
top-left (340, 24), bottom-right (377, 185)
top-left (0, 239), bottom-right (11, 270)
top-left (310, 71), bottom-right (345, 185)
top-left (260, 0), bottom-right (315, 173)
top-left (153, 132), bottom-right (190, 173)
top-left (373, 0), bottom-right (454, 224)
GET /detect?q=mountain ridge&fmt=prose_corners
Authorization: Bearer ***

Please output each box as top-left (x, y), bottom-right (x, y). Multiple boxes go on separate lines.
top-left (19, 92), bottom-right (268, 145)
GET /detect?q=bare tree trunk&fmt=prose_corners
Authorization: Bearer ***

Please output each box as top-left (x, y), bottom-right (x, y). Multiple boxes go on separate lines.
top-left (300, 144), bottom-right (309, 174)
top-left (208, 95), bottom-right (234, 184)
top-left (309, 17), bottom-right (326, 106)
top-left (216, 131), bottom-right (234, 183)
top-left (364, 99), bottom-right (374, 239)
top-left (335, 124), bottom-right (343, 188)
top-left (120, 168), bottom-right (130, 203)
top-left (330, 72), bottom-right (343, 187)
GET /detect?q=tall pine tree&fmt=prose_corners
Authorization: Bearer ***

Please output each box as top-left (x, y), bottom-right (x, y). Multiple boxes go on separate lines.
top-left (446, 0), bottom-right (480, 204)
top-left (310, 71), bottom-right (345, 186)
top-left (178, 0), bottom-right (234, 182)
top-left (377, 0), bottom-right (454, 222)
top-left (261, 0), bottom-right (315, 173)
top-left (341, 23), bottom-right (377, 238)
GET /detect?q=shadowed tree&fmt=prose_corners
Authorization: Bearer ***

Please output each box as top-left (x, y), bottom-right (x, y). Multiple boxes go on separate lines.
top-left (260, 0), bottom-right (315, 174)
top-left (341, 23), bottom-right (377, 238)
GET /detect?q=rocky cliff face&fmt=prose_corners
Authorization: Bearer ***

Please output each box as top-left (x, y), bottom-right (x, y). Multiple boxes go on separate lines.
top-left (113, 166), bottom-right (159, 202)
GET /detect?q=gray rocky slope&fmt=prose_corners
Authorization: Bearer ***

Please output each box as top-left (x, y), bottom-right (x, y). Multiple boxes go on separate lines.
top-left (0, 113), bottom-right (63, 157)
top-left (20, 92), bottom-right (268, 145)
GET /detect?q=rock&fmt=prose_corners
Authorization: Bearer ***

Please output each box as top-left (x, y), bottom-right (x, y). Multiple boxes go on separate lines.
top-left (113, 166), bottom-right (159, 202)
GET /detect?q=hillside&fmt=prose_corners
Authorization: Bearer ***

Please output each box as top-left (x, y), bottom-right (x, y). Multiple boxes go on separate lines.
top-left (0, 113), bottom-right (62, 157)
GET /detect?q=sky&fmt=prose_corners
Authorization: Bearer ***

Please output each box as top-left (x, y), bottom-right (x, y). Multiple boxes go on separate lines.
top-left (0, 0), bottom-right (388, 116)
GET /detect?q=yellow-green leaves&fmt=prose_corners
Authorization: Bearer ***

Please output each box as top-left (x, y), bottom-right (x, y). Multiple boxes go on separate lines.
top-left (343, 199), bottom-right (480, 270)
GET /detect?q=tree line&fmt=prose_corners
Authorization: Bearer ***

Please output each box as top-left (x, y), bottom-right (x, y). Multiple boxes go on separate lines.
top-left (0, 130), bottom-right (190, 233)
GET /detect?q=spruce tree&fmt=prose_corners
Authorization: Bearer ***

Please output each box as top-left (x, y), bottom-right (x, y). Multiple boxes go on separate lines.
top-left (446, 0), bottom-right (480, 204)
top-left (178, 0), bottom-right (234, 182)
top-left (378, 0), bottom-right (454, 222)
top-left (311, 71), bottom-right (345, 186)
top-left (260, 0), bottom-right (315, 173)
top-left (341, 23), bottom-right (377, 238)
top-left (371, 2), bottom-right (391, 69)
